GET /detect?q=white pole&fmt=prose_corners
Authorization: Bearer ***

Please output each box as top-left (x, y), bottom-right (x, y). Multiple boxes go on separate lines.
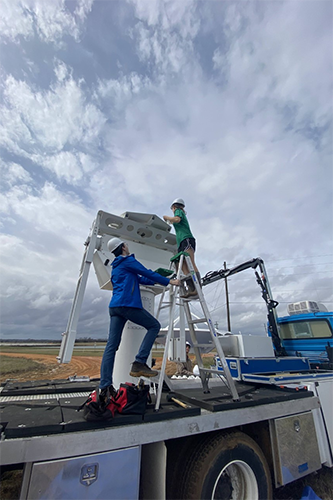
top-left (112, 287), bottom-right (156, 388)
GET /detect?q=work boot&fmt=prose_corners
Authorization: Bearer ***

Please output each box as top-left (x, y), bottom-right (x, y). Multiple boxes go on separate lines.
top-left (130, 361), bottom-right (158, 378)
top-left (180, 276), bottom-right (198, 299)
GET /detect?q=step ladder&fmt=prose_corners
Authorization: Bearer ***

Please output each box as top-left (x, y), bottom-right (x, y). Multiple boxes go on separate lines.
top-left (154, 252), bottom-right (240, 411)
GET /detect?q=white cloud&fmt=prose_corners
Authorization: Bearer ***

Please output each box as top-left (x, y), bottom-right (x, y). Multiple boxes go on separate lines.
top-left (0, 181), bottom-right (92, 238)
top-left (0, 159), bottom-right (32, 187)
top-left (0, 67), bottom-right (106, 182)
top-left (37, 151), bottom-right (84, 184)
top-left (130, 0), bottom-right (201, 81)
top-left (134, 22), bottom-right (195, 76)
top-left (0, 0), bottom-right (332, 340)
top-left (0, 0), bottom-right (94, 44)
top-left (28, 150), bottom-right (96, 184)
top-left (33, 0), bottom-right (79, 43)
top-left (96, 73), bottom-right (151, 111)
top-left (214, 1), bottom-right (332, 130)
top-left (0, 234), bottom-right (70, 302)
top-left (2, 72), bottom-right (105, 152)
top-left (0, 182), bottom-right (99, 317)
top-left (0, 0), bottom-right (34, 40)
top-left (130, 0), bottom-right (200, 36)
top-left (54, 59), bottom-right (69, 82)
top-left (74, 0), bottom-right (94, 23)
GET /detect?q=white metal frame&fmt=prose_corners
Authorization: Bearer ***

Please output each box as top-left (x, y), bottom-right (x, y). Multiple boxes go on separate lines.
top-left (57, 210), bottom-right (177, 364)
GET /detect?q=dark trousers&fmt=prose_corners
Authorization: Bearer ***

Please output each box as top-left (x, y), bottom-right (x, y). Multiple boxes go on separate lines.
top-left (100, 307), bottom-right (160, 388)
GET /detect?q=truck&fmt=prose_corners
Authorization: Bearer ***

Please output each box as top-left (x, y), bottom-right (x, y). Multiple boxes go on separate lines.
top-left (277, 308), bottom-right (333, 370)
top-left (201, 258), bottom-right (333, 373)
top-left (0, 210), bottom-right (332, 500)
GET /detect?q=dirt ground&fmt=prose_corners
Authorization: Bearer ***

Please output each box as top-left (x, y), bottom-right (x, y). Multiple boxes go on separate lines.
top-left (0, 352), bottom-right (181, 383)
top-left (0, 352), bottom-right (102, 382)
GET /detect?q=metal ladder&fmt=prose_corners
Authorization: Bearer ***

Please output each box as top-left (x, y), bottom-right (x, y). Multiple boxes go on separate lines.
top-left (154, 252), bottom-right (239, 411)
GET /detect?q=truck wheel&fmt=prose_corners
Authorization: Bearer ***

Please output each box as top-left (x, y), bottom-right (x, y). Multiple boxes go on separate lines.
top-left (180, 431), bottom-right (271, 500)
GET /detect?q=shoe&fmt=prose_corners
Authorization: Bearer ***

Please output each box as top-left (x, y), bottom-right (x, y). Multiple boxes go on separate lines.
top-left (180, 290), bottom-right (199, 299)
top-left (130, 361), bottom-right (158, 378)
top-left (180, 273), bottom-right (192, 283)
top-left (180, 276), bottom-right (199, 299)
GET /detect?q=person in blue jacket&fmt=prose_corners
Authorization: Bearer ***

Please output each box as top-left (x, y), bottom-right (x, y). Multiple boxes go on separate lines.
top-left (99, 237), bottom-right (180, 400)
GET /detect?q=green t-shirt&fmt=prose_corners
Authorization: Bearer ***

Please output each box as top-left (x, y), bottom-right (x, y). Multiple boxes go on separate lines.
top-left (173, 208), bottom-right (194, 247)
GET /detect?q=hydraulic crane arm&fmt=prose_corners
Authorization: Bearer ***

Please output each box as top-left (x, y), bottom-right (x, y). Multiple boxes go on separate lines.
top-left (202, 258), bottom-right (287, 356)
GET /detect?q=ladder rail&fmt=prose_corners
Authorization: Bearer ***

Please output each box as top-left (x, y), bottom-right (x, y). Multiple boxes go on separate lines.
top-left (155, 288), bottom-right (166, 321)
top-left (154, 287), bottom-right (178, 411)
top-left (184, 255), bottom-right (240, 401)
top-left (155, 255), bottom-right (185, 411)
top-left (182, 300), bottom-right (210, 392)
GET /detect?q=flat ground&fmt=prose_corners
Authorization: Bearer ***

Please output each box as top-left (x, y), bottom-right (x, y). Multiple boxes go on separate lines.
top-left (0, 352), bottom-right (102, 382)
top-left (0, 350), bottom-right (332, 500)
top-left (0, 351), bottom-right (196, 383)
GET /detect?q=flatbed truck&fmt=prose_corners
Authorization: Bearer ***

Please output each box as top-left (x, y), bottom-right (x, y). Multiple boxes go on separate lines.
top-left (1, 374), bottom-right (332, 499)
top-left (1, 210), bottom-right (332, 500)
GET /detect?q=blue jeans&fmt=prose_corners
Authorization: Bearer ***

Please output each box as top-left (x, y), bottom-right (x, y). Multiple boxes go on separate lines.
top-left (99, 307), bottom-right (161, 388)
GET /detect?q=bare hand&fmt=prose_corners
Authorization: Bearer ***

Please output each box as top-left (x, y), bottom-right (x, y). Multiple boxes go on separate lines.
top-left (170, 279), bottom-right (180, 286)
top-left (163, 215), bottom-right (169, 222)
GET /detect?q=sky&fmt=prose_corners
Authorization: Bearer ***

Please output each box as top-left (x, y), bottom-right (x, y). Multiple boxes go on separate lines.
top-left (0, 0), bottom-right (332, 343)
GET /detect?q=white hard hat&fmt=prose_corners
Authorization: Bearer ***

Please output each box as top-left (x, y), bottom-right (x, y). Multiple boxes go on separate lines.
top-left (171, 198), bottom-right (185, 209)
top-left (186, 341), bottom-right (191, 347)
top-left (107, 237), bottom-right (124, 254)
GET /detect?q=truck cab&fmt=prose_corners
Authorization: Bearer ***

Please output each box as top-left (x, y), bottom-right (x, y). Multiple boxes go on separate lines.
top-left (277, 307), bottom-right (333, 369)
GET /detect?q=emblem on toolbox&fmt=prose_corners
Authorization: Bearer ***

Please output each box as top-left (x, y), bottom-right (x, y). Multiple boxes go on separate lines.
top-left (80, 463), bottom-right (99, 486)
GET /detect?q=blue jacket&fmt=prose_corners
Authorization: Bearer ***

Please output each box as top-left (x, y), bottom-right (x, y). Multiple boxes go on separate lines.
top-left (109, 254), bottom-right (170, 309)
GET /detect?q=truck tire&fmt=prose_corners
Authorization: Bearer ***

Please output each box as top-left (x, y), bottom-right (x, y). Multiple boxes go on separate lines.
top-left (176, 431), bottom-right (272, 500)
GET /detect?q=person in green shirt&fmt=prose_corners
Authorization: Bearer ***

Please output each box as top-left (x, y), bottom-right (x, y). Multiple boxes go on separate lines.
top-left (163, 198), bottom-right (201, 298)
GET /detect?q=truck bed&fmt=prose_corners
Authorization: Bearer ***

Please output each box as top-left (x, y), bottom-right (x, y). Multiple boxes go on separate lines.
top-left (0, 377), bottom-right (319, 467)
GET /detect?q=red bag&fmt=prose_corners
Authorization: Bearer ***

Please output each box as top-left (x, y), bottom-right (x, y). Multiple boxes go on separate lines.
top-left (81, 389), bottom-right (113, 421)
top-left (110, 382), bottom-right (151, 415)
top-left (80, 383), bottom-right (151, 421)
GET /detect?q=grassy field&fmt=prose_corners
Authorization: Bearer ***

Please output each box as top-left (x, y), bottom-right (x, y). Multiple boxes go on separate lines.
top-left (0, 346), bottom-right (215, 365)
top-left (0, 345), bottom-right (106, 356)
top-left (0, 355), bottom-right (47, 376)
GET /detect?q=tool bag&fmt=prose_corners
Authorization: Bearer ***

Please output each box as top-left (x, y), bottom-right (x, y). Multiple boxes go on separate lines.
top-left (80, 389), bottom-right (114, 422)
top-left (111, 382), bottom-right (151, 415)
top-left (80, 382), bottom-right (151, 421)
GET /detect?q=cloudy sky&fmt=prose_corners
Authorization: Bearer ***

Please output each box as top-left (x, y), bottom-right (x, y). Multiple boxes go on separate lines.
top-left (0, 0), bottom-right (332, 343)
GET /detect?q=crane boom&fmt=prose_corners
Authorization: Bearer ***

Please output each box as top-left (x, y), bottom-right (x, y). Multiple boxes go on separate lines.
top-left (202, 258), bottom-right (287, 356)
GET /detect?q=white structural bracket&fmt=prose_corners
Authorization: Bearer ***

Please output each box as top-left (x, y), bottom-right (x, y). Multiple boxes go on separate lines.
top-left (57, 210), bottom-right (177, 364)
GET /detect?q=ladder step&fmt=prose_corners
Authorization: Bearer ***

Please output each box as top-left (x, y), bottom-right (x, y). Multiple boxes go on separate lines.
top-left (189, 318), bottom-right (207, 324)
top-left (137, 374), bottom-right (160, 383)
top-left (193, 343), bottom-right (214, 348)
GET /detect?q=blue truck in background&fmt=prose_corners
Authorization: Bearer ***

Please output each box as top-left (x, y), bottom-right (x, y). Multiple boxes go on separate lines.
top-left (277, 306), bottom-right (333, 370)
top-left (202, 259), bottom-right (333, 371)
